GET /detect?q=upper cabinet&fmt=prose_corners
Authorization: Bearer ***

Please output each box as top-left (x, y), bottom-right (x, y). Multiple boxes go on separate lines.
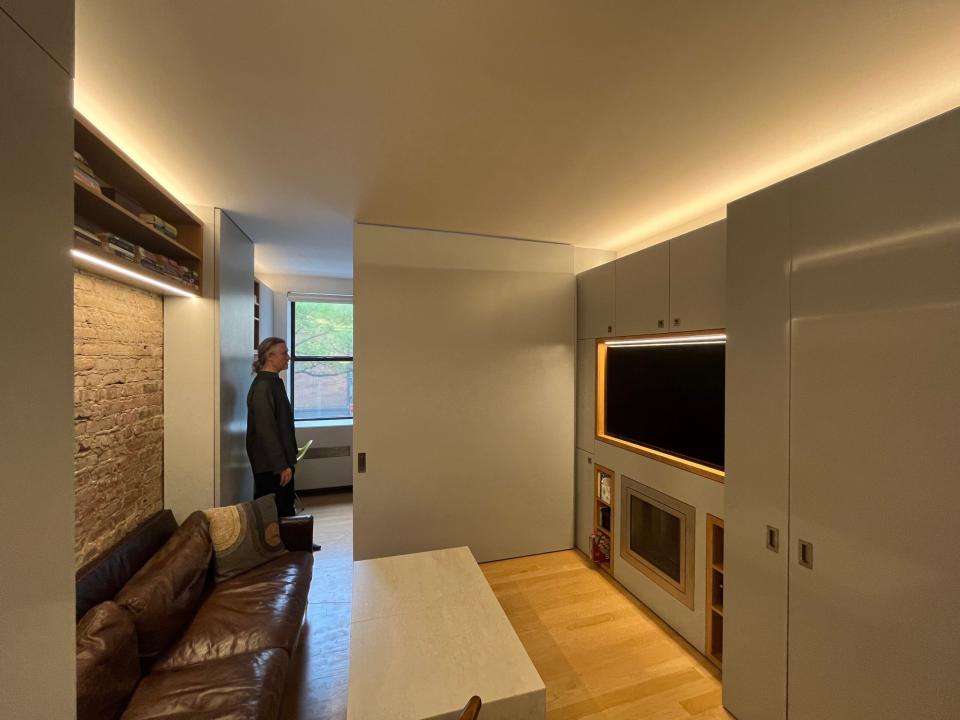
top-left (669, 221), bottom-right (726, 331)
top-left (577, 262), bottom-right (616, 339)
top-left (0, 0), bottom-right (73, 74)
top-left (614, 242), bottom-right (669, 335)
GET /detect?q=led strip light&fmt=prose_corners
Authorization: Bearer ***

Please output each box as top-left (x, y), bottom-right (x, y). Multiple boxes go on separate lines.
top-left (71, 249), bottom-right (198, 298)
top-left (604, 333), bottom-right (726, 347)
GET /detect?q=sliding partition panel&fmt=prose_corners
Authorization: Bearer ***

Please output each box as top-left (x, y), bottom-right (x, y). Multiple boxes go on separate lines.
top-left (353, 224), bottom-right (575, 562)
top-left (723, 185), bottom-right (791, 720)
top-left (787, 110), bottom-right (960, 720)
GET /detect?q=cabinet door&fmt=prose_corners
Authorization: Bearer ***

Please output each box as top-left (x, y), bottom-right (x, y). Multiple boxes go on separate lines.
top-left (614, 242), bottom-right (669, 335)
top-left (575, 448), bottom-right (594, 555)
top-left (722, 186), bottom-right (790, 720)
top-left (575, 338), bottom-right (596, 452)
top-left (0, 0), bottom-right (73, 73)
top-left (668, 221), bottom-right (726, 331)
top-left (577, 262), bottom-right (615, 338)
top-left (788, 110), bottom-right (960, 720)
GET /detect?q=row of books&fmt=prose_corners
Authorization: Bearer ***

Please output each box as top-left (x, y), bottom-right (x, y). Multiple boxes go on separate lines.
top-left (73, 150), bottom-right (179, 241)
top-left (74, 225), bottom-right (200, 290)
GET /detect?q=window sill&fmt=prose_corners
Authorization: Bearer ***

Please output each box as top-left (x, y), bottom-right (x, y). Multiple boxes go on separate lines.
top-left (295, 418), bottom-right (353, 429)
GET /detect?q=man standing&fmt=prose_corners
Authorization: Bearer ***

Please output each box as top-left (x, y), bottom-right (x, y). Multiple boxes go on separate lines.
top-left (246, 336), bottom-right (300, 518)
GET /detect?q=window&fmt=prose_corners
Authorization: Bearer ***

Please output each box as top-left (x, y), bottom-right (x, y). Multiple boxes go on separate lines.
top-left (290, 299), bottom-right (353, 421)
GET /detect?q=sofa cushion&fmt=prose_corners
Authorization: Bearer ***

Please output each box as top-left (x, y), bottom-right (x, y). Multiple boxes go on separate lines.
top-left (120, 648), bottom-right (288, 720)
top-left (76, 601), bottom-right (140, 720)
top-left (204, 495), bottom-right (287, 582)
top-left (154, 552), bottom-right (313, 671)
top-left (116, 511), bottom-right (213, 665)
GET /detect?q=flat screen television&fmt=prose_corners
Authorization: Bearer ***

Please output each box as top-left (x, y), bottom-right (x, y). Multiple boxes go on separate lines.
top-left (603, 341), bottom-right (725, 470)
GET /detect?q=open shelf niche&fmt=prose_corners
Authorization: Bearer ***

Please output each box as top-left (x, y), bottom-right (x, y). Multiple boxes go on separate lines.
top-left (705, 513), bottom-right (724, 667)
top-left (72, 112), bottom-right (203, 296)
top-left (591, 463), bottom-right (615, 574)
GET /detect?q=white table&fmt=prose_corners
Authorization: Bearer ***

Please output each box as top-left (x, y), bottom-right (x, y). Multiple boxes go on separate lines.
top-left (346, 547), bottom-right (546, 720)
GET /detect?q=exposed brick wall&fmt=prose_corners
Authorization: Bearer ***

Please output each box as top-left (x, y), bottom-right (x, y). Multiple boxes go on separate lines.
top-left (74, 270), bottom-right (164, 568)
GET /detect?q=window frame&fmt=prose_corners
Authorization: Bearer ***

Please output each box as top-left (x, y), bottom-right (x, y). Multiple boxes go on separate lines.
top-left (289, 297), bottom-right (354, 422)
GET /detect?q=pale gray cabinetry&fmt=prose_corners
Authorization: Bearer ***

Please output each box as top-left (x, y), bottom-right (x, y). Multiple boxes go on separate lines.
top-left (0, 0), bottom-right (73, 73)
top-left (668, 220), bottom-right (726, 331)
top-left (0, 10), bottom-right (75, 719)
top-left (575, 448), bottom-right (594, 555)
top-left (575, 338), bottom-right (596, 452)
top-left (577, 261), bottom-right (615, 338)
top-left (724, 109), bottom-right (960, 720)
top-left (786, 109), bottom-right (960, 720)
top-left (723, 188), bottom-right (791, 720)
top-left (613, 241), bottom-right (669, 335)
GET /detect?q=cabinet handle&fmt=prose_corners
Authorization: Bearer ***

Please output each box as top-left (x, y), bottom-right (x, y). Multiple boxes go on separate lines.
top-left (357, 452), bottom-right (366, 473)
top-left (658, 319), bottom-right (664, 328)
top-left (766, 525), bottom-right (780, 553)
top-left (798, 539), bottom-right (814, 569)
top-left (607, 325), bottom-right (613, 333)
top-left (673, 318), bottom-right (681, 327)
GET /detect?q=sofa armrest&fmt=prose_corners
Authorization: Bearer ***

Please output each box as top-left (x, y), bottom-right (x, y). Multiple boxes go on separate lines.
top-left (279, 515), bottom-right (314, 551)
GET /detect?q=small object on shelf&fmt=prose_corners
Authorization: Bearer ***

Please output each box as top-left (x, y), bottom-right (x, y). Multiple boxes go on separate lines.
top-left (599, 472), bottom-right (612, 504)
top-left (73, 166), bottom-right (103, 194)
top-left (590, 532), bottom-right (611, 565)
top-left (138, 213), bottom-right (179, 240)
top-left (74, 226), bottom-right (103, 250)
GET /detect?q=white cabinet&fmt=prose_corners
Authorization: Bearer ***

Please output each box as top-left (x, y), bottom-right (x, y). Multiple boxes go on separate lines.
top-left (614, 242), bottom-right (669, 335)
top-left (575, 448), bottom-right (595, 555)
top-left (0, 0), bottom-right (73, 73)
top-left (724, 108), bottom-right (960, 720)
top-left (724, 186), bottom-right (791, 720)
top-left (668, 220), bottom-right (726, 331)
top-left (575, 338), bottom-right (596, 452)
top-left (577, 262), bottom-right (615, 338)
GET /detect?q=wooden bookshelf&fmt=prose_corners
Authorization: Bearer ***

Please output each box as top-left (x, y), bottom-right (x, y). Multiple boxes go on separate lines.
top-left (705, 514), bottom-right (724, 668)
top-left (72, 112), bottom-right (203, 295)
top-left (593, 464), bottom-right (615, 575)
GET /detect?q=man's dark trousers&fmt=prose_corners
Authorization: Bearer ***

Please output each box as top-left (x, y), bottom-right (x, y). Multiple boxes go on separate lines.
top-left (254, 469), bottom-right (296, 517)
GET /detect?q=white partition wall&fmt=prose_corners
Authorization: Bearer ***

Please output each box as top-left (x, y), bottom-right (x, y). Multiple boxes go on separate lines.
top-left (0, 8), bottom-right (75, 718)
top-left (353, 224), bottom-right (575, 562)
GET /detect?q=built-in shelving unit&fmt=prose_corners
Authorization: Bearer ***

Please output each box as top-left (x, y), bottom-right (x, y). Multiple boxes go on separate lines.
top-left (592, 464), bottom-right (615, 574)
top-left (72, 112), bottom-right (203, 296)
top-left (706, 513), bottom-right (724, 668)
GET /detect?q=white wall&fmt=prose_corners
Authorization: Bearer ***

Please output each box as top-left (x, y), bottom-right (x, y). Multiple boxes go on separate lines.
top-left (256, 271), bottom-right (355, 490)
top-left (0, 8), bottom-right (75, 718)
top-left (165, 208), bottom-right (254, 515)
top-left (215, 211), bottom-right (255, 506)
top-left (164, 207), bottom-right (217, 519)
top-left (353, 224), bottom-right (576, 562)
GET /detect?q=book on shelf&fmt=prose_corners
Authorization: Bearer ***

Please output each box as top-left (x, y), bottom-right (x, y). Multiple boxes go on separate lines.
top-left (138, 213), bottom-right (179, 240)
top-left (73, 226), bottom-right (103, 249)
top-left (73, 167), bottom-right (102, 194)
top-left (96, 232), bottom-right (137, 255)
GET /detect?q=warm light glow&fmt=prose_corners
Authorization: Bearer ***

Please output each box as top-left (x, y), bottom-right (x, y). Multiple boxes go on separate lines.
top-left (71, 249), bottom-right (197, 298)
top-left (604, 334), bottom-right (726, 347)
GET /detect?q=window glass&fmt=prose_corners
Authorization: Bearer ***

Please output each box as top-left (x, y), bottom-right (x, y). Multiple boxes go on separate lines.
top-left (291, 301), bottom-right (353, 420)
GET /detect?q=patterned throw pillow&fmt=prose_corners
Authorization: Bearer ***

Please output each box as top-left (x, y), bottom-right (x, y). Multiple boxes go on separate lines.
top-left (204, 495), bottom-right (287, 582)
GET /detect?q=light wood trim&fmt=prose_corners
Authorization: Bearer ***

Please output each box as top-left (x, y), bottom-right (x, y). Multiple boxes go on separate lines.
top-left (705, 513), bottom-right (724, 668)
top-left (593, 463), bottom-right (615, 575)
top-left (594, 332), bottom-right (726, 483)
top-left (72, 239), bottom-right (199, 296)
top-left (457, 696), bottom-right (482, 720)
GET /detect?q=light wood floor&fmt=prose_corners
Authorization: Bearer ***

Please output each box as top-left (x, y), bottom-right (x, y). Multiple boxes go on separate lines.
top-left (284, 494), bottom-right (731, 720)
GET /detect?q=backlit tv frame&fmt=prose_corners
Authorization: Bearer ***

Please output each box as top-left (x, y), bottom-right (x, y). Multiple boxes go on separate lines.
top-left (595, 331), bottom-right (726, 483)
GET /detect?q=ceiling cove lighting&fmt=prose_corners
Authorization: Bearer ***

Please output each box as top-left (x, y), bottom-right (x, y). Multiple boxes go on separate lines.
top-left (71, 249), bottom-right (198, 298)
top-left (604, 334), bottom-right (726, 348)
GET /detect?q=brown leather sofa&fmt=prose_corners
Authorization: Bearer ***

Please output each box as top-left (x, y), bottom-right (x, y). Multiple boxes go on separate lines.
top-left (75, 508), bottom-right (314, 720)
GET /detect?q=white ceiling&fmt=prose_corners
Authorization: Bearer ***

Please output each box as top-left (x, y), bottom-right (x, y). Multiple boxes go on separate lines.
top-left (75, 1), bottom-right (960, 278)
